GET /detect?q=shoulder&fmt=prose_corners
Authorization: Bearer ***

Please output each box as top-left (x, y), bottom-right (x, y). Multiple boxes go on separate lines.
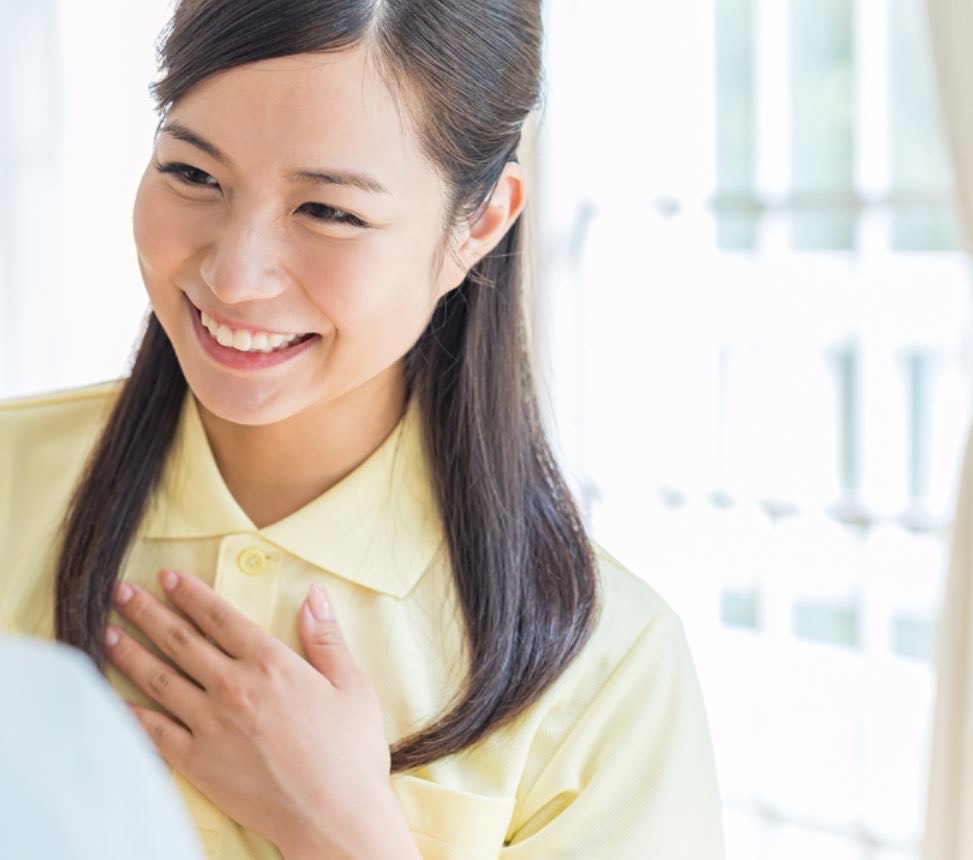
top-left (0, 377), bottom-right (124, 431)
top-left (0, 379), bottom-right (126, 623)
top-left (507, 535), bottom-right (696, 748)
top-left (501, 536), bottom-right (691, 750)
top-left (581, 537), bottom-right (684, 674)
top-left (0, 378), bottom-right (124, 481)
top-left (591, 538), bottom-right (677, 630)
top-left (498, 541), bottom-right (723, 853)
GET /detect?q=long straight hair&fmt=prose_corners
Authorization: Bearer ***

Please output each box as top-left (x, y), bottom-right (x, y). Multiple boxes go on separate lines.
top-left (53, 0), bottom-right (601, 773)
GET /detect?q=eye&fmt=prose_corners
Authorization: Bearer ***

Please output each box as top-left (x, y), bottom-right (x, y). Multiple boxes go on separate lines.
top-left (152, 158), bottom-right (368, 228)
top-left (154, 159), bottom-right (218, 188)
top-left (298, 202), bottom-right (367, 228)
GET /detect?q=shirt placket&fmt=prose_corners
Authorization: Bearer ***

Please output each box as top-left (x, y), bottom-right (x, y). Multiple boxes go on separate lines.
top-left (170, 534), bottom-right (283, 859)
top-left (213, 534), bottom-right (283, 632)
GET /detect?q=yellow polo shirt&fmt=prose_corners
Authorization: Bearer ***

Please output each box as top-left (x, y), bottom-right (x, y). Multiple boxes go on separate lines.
top-left (0, 378), bottom-right (725, 859)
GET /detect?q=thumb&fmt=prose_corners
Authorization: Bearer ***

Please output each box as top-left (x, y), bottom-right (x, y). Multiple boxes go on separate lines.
top-left (299, 582), bottom-right (352, 684)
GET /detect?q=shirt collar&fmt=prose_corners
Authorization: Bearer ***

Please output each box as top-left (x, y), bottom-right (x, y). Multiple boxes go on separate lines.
top-left (138, 387), bottom-right (446, 598)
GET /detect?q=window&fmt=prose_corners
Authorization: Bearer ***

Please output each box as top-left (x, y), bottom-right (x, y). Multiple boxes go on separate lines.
top-left (537, 1), bottom-right (971, 856)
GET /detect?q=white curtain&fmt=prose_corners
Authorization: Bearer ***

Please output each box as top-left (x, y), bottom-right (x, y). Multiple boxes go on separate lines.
top-left (0, 1), bottom-right (63, 396)
top-left (921, 2), bottom-right (973, 858)
top-left (0, 1), bottom-right (171, 401)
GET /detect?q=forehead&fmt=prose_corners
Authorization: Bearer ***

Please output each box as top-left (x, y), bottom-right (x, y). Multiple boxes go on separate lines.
top-left (163, 47), bottom-right (429, 197)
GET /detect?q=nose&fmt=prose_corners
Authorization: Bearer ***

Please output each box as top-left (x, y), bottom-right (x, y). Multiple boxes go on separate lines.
top-left (198, 213), bottom-right (293, 304)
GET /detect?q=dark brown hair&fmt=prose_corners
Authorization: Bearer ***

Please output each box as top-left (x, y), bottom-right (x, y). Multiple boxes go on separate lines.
top-left (54, 0), bottom-right (601, 773)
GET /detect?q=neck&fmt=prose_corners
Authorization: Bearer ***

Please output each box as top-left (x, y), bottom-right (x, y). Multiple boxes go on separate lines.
top-left (195, 364), bottom-right (409, 530)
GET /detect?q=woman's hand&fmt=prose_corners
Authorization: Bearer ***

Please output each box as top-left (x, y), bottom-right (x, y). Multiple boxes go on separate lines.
top-left (103, 569), bottom-right (417, 858)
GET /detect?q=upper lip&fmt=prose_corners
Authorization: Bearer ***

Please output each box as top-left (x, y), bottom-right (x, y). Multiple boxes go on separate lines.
top-left (187, 295), bottom-right (312, 336)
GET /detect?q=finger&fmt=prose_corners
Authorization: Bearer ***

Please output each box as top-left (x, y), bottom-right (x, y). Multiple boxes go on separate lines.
top-left (157, 569), bottom-right (272, 662)
top-left (127, 702), bottom-right (193, 769)
top-left (113, 578), bottom-right (230, 691)
top-left (104, 622), bottom-right (207, 733)
top-left (299, 582), bottom-right (359, 689)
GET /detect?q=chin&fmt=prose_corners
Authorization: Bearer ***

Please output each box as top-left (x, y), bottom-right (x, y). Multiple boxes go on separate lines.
top-left (157, 295), bottom-right (314, 427)
top-left (183, 366), bottom-right (307, 427)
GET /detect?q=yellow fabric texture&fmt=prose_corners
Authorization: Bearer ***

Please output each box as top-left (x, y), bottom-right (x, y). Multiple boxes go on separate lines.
top-left (0, 378), bottom-right (725, 859)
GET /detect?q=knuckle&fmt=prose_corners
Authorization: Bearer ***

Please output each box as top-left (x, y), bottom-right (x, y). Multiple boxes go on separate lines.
top-left (254, 647), bottom-right (284, 680)
top-left (110, 633), bottom-right (138, 667)
top-left (312, 626), bottom-right (345, 649)
top-left (109, 633), bottom-right (129, 661)
top-left (127, 590), bottom-right (153, 624)
top-left (148, 667), bottom-right (172, 697)
top-left (215, 672), bottom-right (253, 709)
top-left (206, 602), bottom-right (231, 630)
top-left (164, 623), bottom-right (194, 655)
top-left (195, 712), bottom-right (221, 740)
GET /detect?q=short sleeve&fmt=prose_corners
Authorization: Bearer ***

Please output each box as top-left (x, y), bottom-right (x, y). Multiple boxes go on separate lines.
top-left (501, 608), bottom-right (726, 859)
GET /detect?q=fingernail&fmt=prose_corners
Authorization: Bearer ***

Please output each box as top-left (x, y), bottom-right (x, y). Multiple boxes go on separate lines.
top-left (160, 570), bottom-right (179, 591)
top-left (105, 625), bottom-right (120, 647)
top-left (115, 582), bottom-right (134, 605)
top-left (307, 583), bottom-right (333, 620)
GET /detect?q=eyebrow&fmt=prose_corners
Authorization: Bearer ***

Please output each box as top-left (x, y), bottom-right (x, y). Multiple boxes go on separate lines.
top-left (159, 120), bottom-right (391, 195)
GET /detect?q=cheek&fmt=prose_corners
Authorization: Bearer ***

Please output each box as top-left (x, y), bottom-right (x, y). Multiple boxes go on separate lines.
top-left (302, 236), bottom-right (437, 336)
top-left (132, 178), bottom-right (203, 281)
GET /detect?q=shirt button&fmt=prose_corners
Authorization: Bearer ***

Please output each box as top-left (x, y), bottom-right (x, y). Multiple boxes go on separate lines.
top-left (236, 547), bottom-right (268, 576)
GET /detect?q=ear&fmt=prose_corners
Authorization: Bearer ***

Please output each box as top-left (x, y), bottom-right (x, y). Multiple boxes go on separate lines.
top-left (434, 160), bottom-right (527, 299)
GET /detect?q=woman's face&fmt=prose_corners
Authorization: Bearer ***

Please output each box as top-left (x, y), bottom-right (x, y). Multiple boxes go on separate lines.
top-left (132, 47), bottom-right (469, 426)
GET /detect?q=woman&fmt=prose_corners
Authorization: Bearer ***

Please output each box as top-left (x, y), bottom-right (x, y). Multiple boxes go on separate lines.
top-left (0, 1), bottom-right (725, 857)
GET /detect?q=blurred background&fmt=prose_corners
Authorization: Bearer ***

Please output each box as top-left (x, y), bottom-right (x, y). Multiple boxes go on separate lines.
top-left (1, 1), bottom-right (969, 858)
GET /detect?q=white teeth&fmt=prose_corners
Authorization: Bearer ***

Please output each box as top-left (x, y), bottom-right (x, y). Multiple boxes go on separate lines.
top-left (199, 309), bottom-right (306, 353)
top-left (216, 324), bottom-right (234, 348)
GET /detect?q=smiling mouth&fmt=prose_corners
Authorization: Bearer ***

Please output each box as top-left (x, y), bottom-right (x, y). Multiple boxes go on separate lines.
top-left (187, 296), bottom-right (317, 352)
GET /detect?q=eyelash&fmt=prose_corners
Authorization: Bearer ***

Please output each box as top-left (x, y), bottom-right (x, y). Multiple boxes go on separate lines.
top-left (152, 159), bottom-right (368, 228)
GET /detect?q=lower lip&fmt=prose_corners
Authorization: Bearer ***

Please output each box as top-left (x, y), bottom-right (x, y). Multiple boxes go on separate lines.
top-left (187, 294), bottom-right (320, 371)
